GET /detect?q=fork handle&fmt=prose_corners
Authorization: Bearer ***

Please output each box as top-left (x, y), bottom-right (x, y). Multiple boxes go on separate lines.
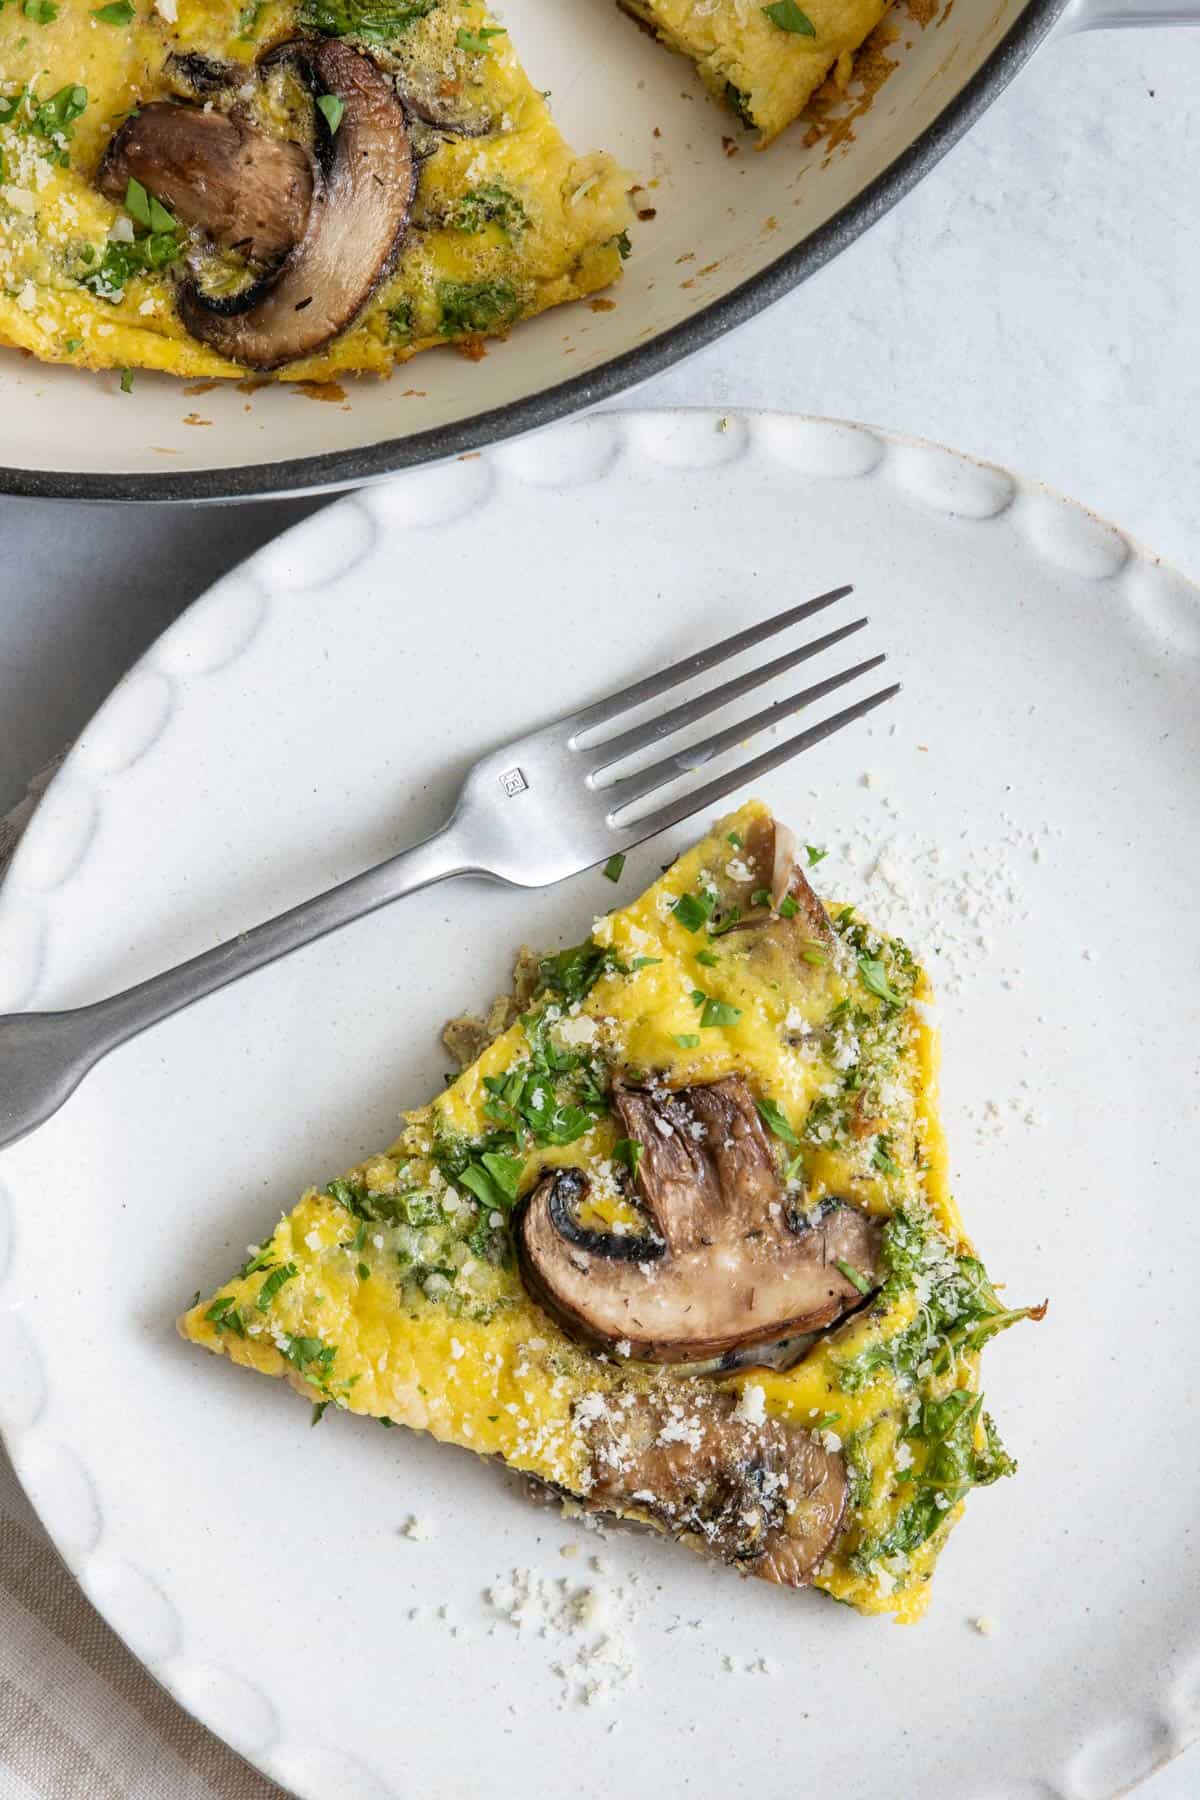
top-left (0, 820), bottom-right (472, 1151)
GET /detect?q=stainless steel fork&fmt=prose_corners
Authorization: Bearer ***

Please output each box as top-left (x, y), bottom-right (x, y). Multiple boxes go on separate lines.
top-left (0, 587), bottom-right (897, 1150)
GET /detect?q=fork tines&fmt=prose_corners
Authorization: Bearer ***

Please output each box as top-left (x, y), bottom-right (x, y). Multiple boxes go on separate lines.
top-left (577, 585), bottom-right (898, 834)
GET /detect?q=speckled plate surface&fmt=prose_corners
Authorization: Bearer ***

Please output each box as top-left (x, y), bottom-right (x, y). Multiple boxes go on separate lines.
top-left (1, 411), bottom-right (1197, 1800)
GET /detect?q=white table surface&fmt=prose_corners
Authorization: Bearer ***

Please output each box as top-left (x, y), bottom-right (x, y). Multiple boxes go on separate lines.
top-left (1, 20), bottom-right (1196, 1799)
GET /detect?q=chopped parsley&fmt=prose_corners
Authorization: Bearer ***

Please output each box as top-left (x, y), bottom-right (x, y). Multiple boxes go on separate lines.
top-left (612, 1137), bottom-right (644, 1180)
top-left (613, 229), bottom-right (632, 260)
top-left (694, 948), bottom-right (718, 968)
top-left (857, 954), bottom-right (904, 1006)
top-left (673, 1033), bottom-right (700, 1049)
top-left (456, 23), bottom-right (505, 51)
top-left (602, 853), bottom-right (626, 883)
top-left (437, 276), bottom-right (521, 337)
top-left (477, 1012), bottom-right (606, 1149)
top-left (297, 0), bottom-right (438, 40)
top-left (756, 1096), bottom-right (799, 1146)
top-left (699, 997), bottom-right (741, 1029)
top-left (22, 0), bottom-right (58, 22)
top-left (93, 0), bottom-right (134, 19)
top-left (457, 1149), bottom-right (525, 1212)
top-left (777, 895), bottom-right (799, 918)
top-left (672, 889), bottom-right (715, 932)
top-left (204, 1294), bottom-right (246, 1336)
top-left (727, 830), bottom-right (743, 849)
top-left (357, 1261), bottom-right (370, 1281)
top-left (763, 0), bottom-right (815, 31)
top-left (316, 92), bottom-right (345, 135)
top-left (278, 1332), bottom-right (338, 1390)
top-left (386, 298), bottom-right (413, 344)
top-left (119, 367), bottom-right (134, 393)
top-left (538, 939), bottom-right (617, 1004)
top-left (257, 1262), bottom-right (298, 1309)
top-left (446, 181), bottom-right (527, 238)
top-left (123, 176), bottom-right (175, 234)
top-left (834, 1258), bottom-right (872, 1296)
top-left (311, 1401), bottom-right (329, 1426)
top-left (805, 843), bottom-right (828, 865)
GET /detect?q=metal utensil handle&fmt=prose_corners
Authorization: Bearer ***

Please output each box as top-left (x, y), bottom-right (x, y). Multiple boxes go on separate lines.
top-left (0, 820), bottom-right (469, 1150)
top-left (1063, 0), bottom-right (1200, 29)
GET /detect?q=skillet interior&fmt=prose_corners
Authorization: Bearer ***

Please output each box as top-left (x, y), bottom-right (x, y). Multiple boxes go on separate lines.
top-left (0, 0), bottom-right (1063, 500)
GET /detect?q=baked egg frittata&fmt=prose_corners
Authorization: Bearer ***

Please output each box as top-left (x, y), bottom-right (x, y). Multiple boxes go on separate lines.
top-left (623, 0), bottom-right (890, 144)
top-left (181, 800), bottom-right (1041, 1621)
top-left (0, 0), bottom-right (633, 379)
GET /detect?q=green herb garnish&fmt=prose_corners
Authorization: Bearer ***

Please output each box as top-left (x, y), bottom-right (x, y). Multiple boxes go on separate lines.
top-left (204, 1294), bottom-right (245, 1336)
top-left (257, 1262), bottom-right (298, 1309)
top-left (673, 890), bottom-right (716, 932)
top-left (456, 23), bottom-right (505, 51)
top-left (613, 1138), bottom-right (643, 1180)
top-left (673, 1033), bottom-right (701, 1049)
top-left (602, 853), bottom-right (625, 883)
top-left (858, 955), bottom-right (903, 1005)
top-left (93, 0), bottom-right (134, 20)
top-left (834, 1258), bottom-right (872, 1296)
top-left (700, 998), bottom-right (741, 1029)
top-left (756, 1096), bottom-right (799, 1146)
top-left (297, 0), bottom-right (437, 39)
top-left (437, 275), bottom-right (520, 337)
top-left (316, 92), bottom-right (345, 134)
top-left (763, 0), bottom-right (815, 33)
top-left (447, 181), bottom-right (526, 237)
top-left (805, 844), bottom-right (828, 865)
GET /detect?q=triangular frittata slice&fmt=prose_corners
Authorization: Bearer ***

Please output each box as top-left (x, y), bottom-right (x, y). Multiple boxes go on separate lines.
top-left (181, 800), bottom-right (1039, 1620)
top-left (0, 0), bottom-right (631, 380)
top-left (622, 0), bottom-right (889, 144)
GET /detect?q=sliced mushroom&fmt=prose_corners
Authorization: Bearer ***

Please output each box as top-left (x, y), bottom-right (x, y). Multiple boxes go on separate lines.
top-left (716, 813), bottom-right (835, 954)
top-left (162, 51), bottom-right (240, 98)
top-left (394, 77), bottom-right (495, 137)
top-left (578, 1385), bottom-right (847, 1586)
top-left (98, 104), bottom-right (314, 265)
top-left (175, 38), bottom-right (415, 369)
top-left (515, 1073), bottom-right (882, 1362)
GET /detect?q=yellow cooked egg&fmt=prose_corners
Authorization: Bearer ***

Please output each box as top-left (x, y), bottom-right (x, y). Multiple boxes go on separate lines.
top-left (181, 799), bottom-right (1041, 1621)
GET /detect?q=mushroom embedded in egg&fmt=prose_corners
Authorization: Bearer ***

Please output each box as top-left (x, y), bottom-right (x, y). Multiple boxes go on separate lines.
top-left (177, 38), bottom-right (415, 369)
top-left (97, 104), bottom-right (314, 264)
top-left (577, 1385), bottom-right (848, 1586)
top-left (514, 1072), bottom-right (882, 1361)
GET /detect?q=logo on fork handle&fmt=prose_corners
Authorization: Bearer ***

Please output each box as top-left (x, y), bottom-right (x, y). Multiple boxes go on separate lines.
top-left (499, 767), bottom-right (528, 797)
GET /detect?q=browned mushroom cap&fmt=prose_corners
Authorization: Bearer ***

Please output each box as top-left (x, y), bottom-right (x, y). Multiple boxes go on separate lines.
top-left (715, 814), bottom-right (835, 961)
top-left (97, 104), bottom-right (314, 265)
top-left (578, 1385), bottom-right (848, 1586)
top-left (514, 1073), bottom-right (882, 1362)
top-left (176, 38), bottom-right (415, 370)
top-left (162, 51), bottom-right (240, 98)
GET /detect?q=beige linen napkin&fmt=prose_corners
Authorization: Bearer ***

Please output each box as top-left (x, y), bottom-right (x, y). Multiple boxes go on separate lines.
top-left (0, 763), bottom-right (287, 1800)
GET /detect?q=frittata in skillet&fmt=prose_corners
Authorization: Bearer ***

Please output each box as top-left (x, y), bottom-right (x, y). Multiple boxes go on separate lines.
top-left (622, 0), bottom-right (890, 144)
top-left (0, 0), bottom-right (632, 378)
top-left (181, 800), bottom-right (1041, 1620)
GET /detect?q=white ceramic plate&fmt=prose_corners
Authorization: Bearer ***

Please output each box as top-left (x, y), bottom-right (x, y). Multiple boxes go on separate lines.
top-left (1, 411), bottom-right (1198, 1800)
